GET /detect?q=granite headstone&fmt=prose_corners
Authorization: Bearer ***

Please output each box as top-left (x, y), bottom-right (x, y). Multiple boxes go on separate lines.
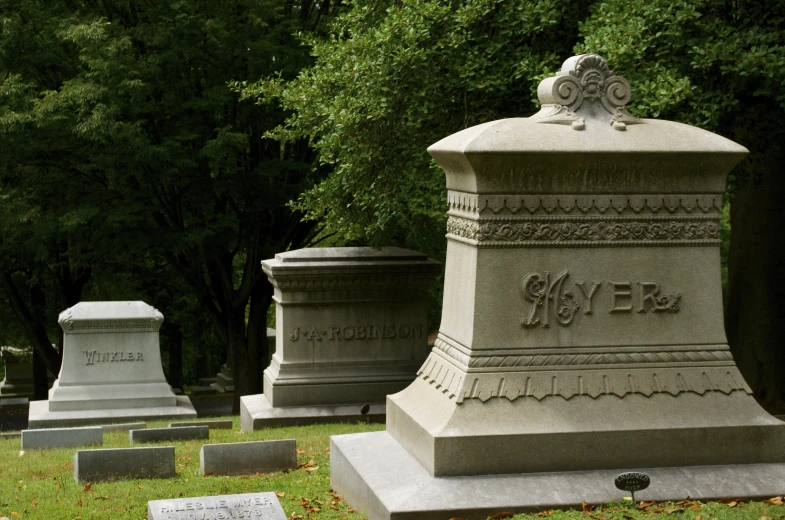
top-left (28, 301), bottom-right (196, 428)
top-left (241, 247), bottom-right (439, 429)
top-left (329, 54), bottom-right (785, 519)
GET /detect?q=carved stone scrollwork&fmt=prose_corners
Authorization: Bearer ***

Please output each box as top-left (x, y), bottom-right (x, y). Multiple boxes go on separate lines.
top-left (533, 54), bottom-right (643, 131)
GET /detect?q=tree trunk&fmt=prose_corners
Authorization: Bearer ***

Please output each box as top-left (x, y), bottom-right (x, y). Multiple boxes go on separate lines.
top-left (726, 130), bottom-right (785, 414)
top-left (164, 322), bottom-right (183, 391)
top-left (0, 272), bottom-right (61, 375)
top-left (31, 346), bottom-right (49, 400)
top-left (229, 306), bottom-right (255, 414)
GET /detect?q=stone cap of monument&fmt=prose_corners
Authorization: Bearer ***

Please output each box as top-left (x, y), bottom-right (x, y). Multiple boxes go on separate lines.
top-left (428, 54), bottom-right (748, 194)
top-left (263, 247), bottom-right (440, 273)
top-left (262, 247), bottom-right (441, 293)
top-left (58, 301), bottom-right (164, 334)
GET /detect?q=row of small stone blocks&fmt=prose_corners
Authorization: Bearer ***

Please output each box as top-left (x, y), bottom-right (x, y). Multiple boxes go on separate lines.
top-left (12, 421), bottom-right (297, 482)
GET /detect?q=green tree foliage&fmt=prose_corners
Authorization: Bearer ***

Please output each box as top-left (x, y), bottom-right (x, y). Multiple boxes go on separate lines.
top-left (254, 0), bottom-right (785, 411)
top-left (250, 0), bottom-right (595, 257)
top-left (0, 0), bottom-right (339, 408)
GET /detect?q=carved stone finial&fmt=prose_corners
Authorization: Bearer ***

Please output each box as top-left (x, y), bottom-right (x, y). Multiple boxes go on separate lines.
top-left (531, 54), bottom-right (643, 131)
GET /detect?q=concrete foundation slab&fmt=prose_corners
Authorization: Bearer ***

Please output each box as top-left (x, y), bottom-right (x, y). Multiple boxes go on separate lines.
top-left (240, 393), bottom-right (384, 431)
top-left (22, 426), bottom-right (102, 450)
top-left (74, 446), bottom-right (175, 482)
top-left (331, 431), bottom-right (785, 520)
top-left (28, 396), bottom-right (196, 429)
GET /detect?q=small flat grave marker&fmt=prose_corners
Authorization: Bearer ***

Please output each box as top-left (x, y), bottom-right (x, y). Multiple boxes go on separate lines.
top-left (102, 422), bottom-right (146, 432)
top-left (614, 471), bottom-right (651, 503)
top-left (200, 439), bottom-right (296, 476)
top-left (130, 425), bottom-right (208, 444)
top-left (168, 420), bottom-right (232, 430)
top-left (148, 492), bottom-right (287, 520)
top-left (74, 446), bottom-right (175, 482)
top-left (22, 426), bottom-right (102, 450)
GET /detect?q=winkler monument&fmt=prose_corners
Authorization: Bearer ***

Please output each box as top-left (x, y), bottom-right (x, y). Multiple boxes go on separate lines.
top-left (29, 301), bottom-right (195, 428)
top-left (330, 54), bottom-right (785, 519)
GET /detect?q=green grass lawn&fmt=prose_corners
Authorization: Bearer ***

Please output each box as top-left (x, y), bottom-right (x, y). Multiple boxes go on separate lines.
top-left (0, 418), bottom-right (782, 520)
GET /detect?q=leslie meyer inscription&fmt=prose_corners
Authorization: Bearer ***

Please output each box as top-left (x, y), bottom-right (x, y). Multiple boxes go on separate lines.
top-left (148, 492), bottom-right (286, 520)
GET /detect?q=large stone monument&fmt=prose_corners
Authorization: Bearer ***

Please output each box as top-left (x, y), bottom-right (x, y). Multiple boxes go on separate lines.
top-left (28, 301), bottom-right (196, 428)
top-left (241, 247), bottom-right (440, 429)
top-left (0, 347), bottom-right (35, 398)
top-left (330, 54), bottom-right (785, 519)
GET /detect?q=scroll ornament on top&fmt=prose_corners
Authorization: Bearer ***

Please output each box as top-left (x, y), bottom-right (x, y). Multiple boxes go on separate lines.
top-left (531, 54), bottom-right (643, 131)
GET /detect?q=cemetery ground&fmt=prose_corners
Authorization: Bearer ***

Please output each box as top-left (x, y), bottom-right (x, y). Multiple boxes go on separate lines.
top-left (0, 418), bottom-right (780, 520)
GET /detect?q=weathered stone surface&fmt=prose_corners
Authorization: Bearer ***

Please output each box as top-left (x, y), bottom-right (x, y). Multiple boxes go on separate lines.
top-left (169, 420), bottom-right (232, 430)
top-left (148, 492), bottom-right (287, 520)
top-left (200, 439), bottom-right (296, 476)
top-left (22, 426), bottom-right (102, 449)
top-left (28, 396), bottom-right (196, 429)
top-left (210, 364), bottom-right (235, 393)
top-left (74, 446), bottom-right (175, 482)
top-left (130, 426), bottom-right (208, 444)
top-left (241, 247), bottom-right (439, 429)
top-left (0, 347), bottom-right (35, 398)
top-left (241, 394), bottom-right (383, 431)
top-left (332, 432), bottom-right (785, 520)
top-left (0, 432), bottom-right (21, 440)
top-left (0, 397), bottom-right (29, 410)
top-left (28, 301), bottom-right (196, 428)
top-left (101, 422), bottom-right (146, 432)
top-left (333, 54), bottom-right (785, 518)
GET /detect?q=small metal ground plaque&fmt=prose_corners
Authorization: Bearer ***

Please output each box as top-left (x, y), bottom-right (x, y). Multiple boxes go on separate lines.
top-left (614, 471), bottom-right (651, 502)
top-left (148, 492), bottom-right (286, 520)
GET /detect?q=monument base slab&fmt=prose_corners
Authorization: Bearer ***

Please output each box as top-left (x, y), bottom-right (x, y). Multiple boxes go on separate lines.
top-left (331, 431), bottom-right (785, 520)
top-left (28, 396), bottom-right (196, 429)
top-left (240, 394), bottom-right (384, 431)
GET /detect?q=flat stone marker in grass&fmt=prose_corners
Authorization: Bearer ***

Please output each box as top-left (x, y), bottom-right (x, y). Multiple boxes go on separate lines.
top-left (101, 422), bottom-right (146, 432)
top-left (148, 492), bottom-right (286, 520)
top-left (200, 439), bottom-right (296, 476)
top-left (22, 426), bottom-right (102, 449)
top-left (168, 419), bottom-right (232, 429)
top-left (0, 432), bottom-right (21, 440)
top-left (74, 446), bottom-right (175, 483)
top-left (130, 425), bottom-right (208, 444)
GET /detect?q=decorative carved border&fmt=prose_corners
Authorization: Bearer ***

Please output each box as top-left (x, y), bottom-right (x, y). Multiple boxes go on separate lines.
top-left (448, 192), bottom-right (723, 218)
top-left (446, 216), bottom-right (721, 246)
top-left (434, 338), bottom-right (734, 369)
top-left (417, 350), bottom-right (751, 403)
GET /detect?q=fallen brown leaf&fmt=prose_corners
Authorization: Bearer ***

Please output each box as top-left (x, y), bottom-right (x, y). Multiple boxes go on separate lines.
top-left (490, 512), bottom-right (514, 519)
top-left (296, 448), bottom-right (306, 454)
top-left (448, 517), bottom-right (466, 520)
top-left (276, 492), bottom-right (285, 498)
top-left (537, 510), bottom-right (555, 517)
top-left (323, 448), bottom-right (330, 453)
top-left (666, 507), bottom-right (683, 514)
top-left (304, 466), bottom-right (319, 473)
top-left (82, 482), bottom-right (92, 492)
top-left (582, 501), bottom-right (596, 512)
top-left (765, 497), bottom-right (784, 506)
top-left (695, 515), bottom-right (702, 520)
top-left (637, 501), bottom-right (655, 510)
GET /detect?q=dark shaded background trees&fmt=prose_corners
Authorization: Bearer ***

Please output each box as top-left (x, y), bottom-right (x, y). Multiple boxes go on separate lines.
top-left (0, 0), bottom-right (340, 410)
